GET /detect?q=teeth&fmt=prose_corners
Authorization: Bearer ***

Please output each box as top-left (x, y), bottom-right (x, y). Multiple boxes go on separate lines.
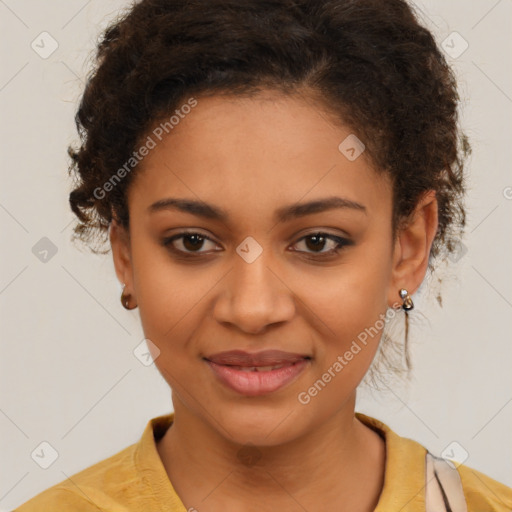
top-left (233, 365), bottom-right (285, 372)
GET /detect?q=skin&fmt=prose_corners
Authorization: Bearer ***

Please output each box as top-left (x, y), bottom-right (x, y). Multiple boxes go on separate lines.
top-left (110, 89), bottom-right (438, 512)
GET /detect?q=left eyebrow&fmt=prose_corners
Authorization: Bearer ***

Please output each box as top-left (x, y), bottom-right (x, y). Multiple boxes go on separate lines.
top-left (147, 195), bottom-right (367, 223)
top-left (274, 196), bottom-right (367, 223)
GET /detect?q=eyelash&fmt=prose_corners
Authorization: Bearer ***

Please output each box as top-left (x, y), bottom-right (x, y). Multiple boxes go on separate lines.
top-left (162, 231), bottom-right (353, 260)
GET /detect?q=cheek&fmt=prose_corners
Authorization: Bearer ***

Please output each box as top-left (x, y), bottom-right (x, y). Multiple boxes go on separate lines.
top-left (290, 256), bottom-right (392, 419)
top-left (295, 250), bottom-right (392, 343)
top-left (130, 238), bottom-right (208, 350)
top-left (135, 258), bottom-right (208, 394)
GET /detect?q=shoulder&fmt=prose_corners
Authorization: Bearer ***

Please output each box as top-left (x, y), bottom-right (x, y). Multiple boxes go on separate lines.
top-left (355, 412), bottom-right (512, 511)
top-left (14, 486), bottom-right (94, 511)
top-left (14, 442), bottom-right (137, 511)
top-left (456, 462), bottom-right (512, 511)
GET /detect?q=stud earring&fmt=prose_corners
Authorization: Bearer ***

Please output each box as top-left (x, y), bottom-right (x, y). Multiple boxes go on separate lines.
top-left (399, 288), bottom-right (414, 311)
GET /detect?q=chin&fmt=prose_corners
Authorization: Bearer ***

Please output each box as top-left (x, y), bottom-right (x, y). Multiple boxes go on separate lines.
top-left (213, 401), bottom-right (305, 447)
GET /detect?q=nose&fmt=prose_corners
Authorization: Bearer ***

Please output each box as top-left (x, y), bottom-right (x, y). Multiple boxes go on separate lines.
top-left (213, 248), bottom-right (295, 335)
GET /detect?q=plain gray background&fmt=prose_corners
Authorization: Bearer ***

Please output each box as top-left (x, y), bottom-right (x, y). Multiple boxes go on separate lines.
top-left (1, 0), bottom-right (511, 509)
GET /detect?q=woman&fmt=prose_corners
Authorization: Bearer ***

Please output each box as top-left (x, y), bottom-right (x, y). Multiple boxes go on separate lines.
top-left (15, 0), bottom-right (512, 510)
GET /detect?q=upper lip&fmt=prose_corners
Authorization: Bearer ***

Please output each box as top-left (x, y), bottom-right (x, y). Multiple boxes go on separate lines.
top-left (204, 350), bottom-right (310, 366)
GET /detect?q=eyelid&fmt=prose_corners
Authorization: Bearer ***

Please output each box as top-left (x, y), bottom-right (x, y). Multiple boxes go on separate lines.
top-left (293, 226), bottom-right (352, 241)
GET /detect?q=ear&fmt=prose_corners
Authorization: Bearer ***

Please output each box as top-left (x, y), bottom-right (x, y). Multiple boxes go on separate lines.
top-left (387, 190), bottom-right (438, 308)
top-left (109, 219), bottom-right (135, 295)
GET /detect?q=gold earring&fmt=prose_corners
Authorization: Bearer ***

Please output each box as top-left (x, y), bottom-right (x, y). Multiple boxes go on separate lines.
top-left (399, 288), bottom-right (414, 311)
top-left (121, 284), bottom-right (137, 310)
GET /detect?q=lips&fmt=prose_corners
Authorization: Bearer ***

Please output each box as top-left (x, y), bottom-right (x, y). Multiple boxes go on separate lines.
top-left (204, 350), bottom-right (311, 396)
top-left (205, 349), bottom-right (310, 367)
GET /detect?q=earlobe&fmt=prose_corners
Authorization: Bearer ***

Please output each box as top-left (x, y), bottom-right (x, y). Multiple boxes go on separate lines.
top-left (387, 190), bottom-right (438, 306)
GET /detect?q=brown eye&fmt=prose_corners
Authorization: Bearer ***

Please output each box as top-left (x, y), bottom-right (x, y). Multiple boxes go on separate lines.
top-left (162, 232), bottom-right (219, 255)
top-left (292, 232), bottom-right (352, 257)
top-left (181, 233), bottom-right (206, 252)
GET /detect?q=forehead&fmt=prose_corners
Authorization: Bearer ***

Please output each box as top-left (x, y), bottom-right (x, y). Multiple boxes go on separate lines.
top-left (127, 91), bottom-right (392, 225)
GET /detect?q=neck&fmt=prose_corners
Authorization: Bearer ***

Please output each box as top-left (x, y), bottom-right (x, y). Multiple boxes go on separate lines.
top-left (156, 395), bottom-right (386, 512)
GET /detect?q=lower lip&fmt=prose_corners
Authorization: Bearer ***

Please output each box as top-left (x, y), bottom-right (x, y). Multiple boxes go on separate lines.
top-left (205, 359), bottom-right (310, 397)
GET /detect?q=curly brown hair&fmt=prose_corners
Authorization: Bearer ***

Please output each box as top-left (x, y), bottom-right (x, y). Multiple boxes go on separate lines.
top-left (67, 0), bottom-right (470, 384)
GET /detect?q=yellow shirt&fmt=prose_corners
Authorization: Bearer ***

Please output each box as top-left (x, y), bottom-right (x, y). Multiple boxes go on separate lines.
top-left (14, 412), bottom-right (512, 511)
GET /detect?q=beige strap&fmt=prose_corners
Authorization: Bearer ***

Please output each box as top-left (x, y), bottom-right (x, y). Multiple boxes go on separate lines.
top-left (425, 452), bottom-right (468, 512)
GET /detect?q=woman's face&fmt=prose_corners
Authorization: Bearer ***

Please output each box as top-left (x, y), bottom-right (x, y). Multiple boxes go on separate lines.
top-left (112, 90), bottom-right (410, 446)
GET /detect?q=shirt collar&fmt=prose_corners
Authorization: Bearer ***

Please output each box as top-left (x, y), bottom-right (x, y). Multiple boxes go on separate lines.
top-left (356, 411), bottom-right (427, 511)
top-left (136, 411), bottom-right (427, 511)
